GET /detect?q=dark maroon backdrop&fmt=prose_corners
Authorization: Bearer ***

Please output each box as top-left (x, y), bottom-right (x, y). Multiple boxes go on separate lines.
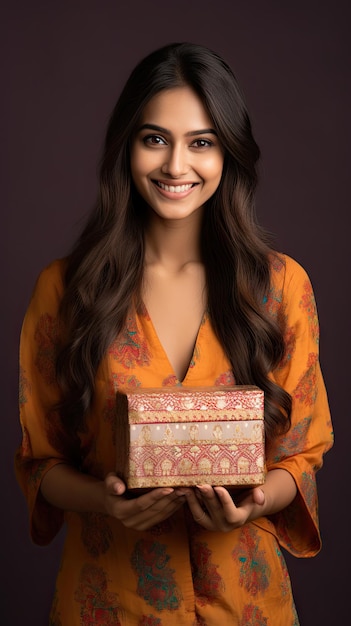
top-left (2, 1), bottom-right (349, 624)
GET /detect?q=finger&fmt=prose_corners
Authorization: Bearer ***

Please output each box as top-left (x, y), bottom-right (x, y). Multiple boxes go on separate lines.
top-left (105, 473), bottom-right (127, 496)
top-left (213, 486), bottom-right (240, 523)
top-left (130, 487), bottom-right (175, 513)
top-left (182, 488), bottom-right (213, 528)
top-left (198, 485), bottom-right (244, 529)
top-left (123, 492), bottom-right (186, 530)
top-left (252, 487), bottom-right (265, 505)
top-left (119, 488), bottom-right (180, 523)
top-left (183, 488), bottom-right (205, 514)
top-left (105, 477), bottom-right (179, 523)
top-left (213, 486), bottom-right (235, 505)
top-left (130, 495), bottom-right (186, 531)
top-left (196, 485), bottom-right (223, 516)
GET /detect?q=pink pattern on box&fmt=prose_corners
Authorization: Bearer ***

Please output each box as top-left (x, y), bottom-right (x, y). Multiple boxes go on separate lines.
top-left (115, 386), bottom-right (265, 489)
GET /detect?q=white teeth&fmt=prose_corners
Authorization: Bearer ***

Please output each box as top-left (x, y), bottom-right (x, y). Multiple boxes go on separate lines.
top-left (157, 181), bottom-right (193, 193)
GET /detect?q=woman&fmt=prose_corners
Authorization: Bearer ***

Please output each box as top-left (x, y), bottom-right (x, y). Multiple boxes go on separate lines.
top-left (15, 42), bottom-right (333, 625)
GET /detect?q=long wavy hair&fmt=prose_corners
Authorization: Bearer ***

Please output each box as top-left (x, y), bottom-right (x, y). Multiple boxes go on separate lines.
top-left (56, 42), bottom-right (292, 441)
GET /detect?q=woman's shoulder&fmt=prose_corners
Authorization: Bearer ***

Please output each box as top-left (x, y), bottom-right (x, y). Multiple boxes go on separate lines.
top-left (269, 251), bottom-right (312, 292)
top-left (29, 257), bottom-right (68, 309)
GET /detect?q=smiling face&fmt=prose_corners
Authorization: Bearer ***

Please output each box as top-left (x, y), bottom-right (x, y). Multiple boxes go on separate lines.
top-left (130, 86), bottom-right (224, 222)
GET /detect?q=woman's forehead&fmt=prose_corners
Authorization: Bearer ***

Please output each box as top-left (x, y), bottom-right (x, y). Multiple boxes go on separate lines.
top-left (137, 87), bottom-right (215, 134)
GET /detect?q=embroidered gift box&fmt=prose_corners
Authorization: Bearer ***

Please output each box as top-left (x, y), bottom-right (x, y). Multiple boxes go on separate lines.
top-left (115, 385), bottom-right (265, 489)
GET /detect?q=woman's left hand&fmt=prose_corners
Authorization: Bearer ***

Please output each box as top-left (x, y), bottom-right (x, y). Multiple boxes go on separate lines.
top-left (177, 484), bottom-right (265, 532)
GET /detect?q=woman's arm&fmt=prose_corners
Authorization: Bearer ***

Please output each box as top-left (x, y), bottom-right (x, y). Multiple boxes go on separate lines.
top-left (40, 464), bottom-right (187, 531)
top-left (40, 463), bottom-right (108, 514)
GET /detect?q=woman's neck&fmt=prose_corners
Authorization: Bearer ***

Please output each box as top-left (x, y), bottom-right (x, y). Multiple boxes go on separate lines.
top-left (144, 210), bottom-right (203, 271)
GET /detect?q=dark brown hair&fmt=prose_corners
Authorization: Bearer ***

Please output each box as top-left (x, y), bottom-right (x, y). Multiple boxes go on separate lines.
top-left (56, 42), bottom-right (291, 441)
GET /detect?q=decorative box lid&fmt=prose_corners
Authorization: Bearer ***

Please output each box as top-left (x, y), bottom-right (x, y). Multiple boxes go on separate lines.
top-left (119, 385), bottom-right (264, 424)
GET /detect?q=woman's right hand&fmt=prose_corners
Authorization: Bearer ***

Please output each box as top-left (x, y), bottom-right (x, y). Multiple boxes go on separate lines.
top-left (41, 464), bottom-right (186, 531)
top-left (103, 472), bottom-right (187, 531)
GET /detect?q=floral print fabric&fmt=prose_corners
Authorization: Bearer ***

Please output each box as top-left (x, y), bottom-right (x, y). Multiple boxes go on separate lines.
top-left (15, 254), bottom-right (333, 625)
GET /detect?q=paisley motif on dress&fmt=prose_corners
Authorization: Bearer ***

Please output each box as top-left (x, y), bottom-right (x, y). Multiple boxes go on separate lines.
top-left (109, 317), bottom-right (151, 369)
top-left (232, 526), bottom-right (270, 595)
top-left (239, 604), bottom-right (268, 625)
top-left (301, 470), bottom-right (318, 511)
top-left (74, 563), bottom-right (122, 625)
top-left (162, 374), bottom-right (179, 387)
top-left (278, 326), bottom-right (296, 370)
top-left (299, 280), bottom-right (319, 343)
top-left (293, 353), bottom-right (318, 406)
top-left (214, 370), bottom-right (235, 386)
top-left (131, 539), bottom-right (182, 611)
top-left (270, 417), bottom-right (312, 462)
top-left (190, 541), bottom-right (225, 605)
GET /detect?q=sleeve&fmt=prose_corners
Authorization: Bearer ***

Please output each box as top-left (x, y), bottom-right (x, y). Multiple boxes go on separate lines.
top-left (14, 259), bottom-right (75, 546)
top-left (263, 255), bottom-right (334, 557)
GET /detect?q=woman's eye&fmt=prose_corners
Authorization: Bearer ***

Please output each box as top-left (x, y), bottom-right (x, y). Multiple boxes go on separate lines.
top-left (143, 135), bottom-right (166, 146)
top-left (192, 139), bottom-right (213, 148)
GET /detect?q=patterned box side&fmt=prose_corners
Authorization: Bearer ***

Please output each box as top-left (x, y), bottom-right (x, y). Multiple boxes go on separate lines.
top-left (115, 386), bottom-right (265, 489)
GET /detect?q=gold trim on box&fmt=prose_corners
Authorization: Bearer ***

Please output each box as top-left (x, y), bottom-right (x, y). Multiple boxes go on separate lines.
top-left (116, 385), bottom-right (265, 488)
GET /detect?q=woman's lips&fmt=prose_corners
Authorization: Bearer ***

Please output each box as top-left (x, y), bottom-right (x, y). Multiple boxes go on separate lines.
top-left (152, 180), bottom-right (199, 198)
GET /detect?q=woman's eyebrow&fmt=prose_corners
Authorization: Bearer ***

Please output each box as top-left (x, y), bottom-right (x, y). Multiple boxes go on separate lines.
top-left (138, 123), bottom-right (217, 136)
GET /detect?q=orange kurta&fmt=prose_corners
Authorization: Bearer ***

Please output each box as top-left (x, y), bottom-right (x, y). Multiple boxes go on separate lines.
top-left (15, 253), bottom-right (333, 626)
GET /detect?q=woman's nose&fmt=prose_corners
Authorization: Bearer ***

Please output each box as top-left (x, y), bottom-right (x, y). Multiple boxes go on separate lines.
top-left (161, 145), bottom-right (189, 177)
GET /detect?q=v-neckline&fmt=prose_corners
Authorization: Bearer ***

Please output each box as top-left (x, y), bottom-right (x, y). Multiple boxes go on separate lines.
top-left (139, 302), bottom-right (207, 384)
